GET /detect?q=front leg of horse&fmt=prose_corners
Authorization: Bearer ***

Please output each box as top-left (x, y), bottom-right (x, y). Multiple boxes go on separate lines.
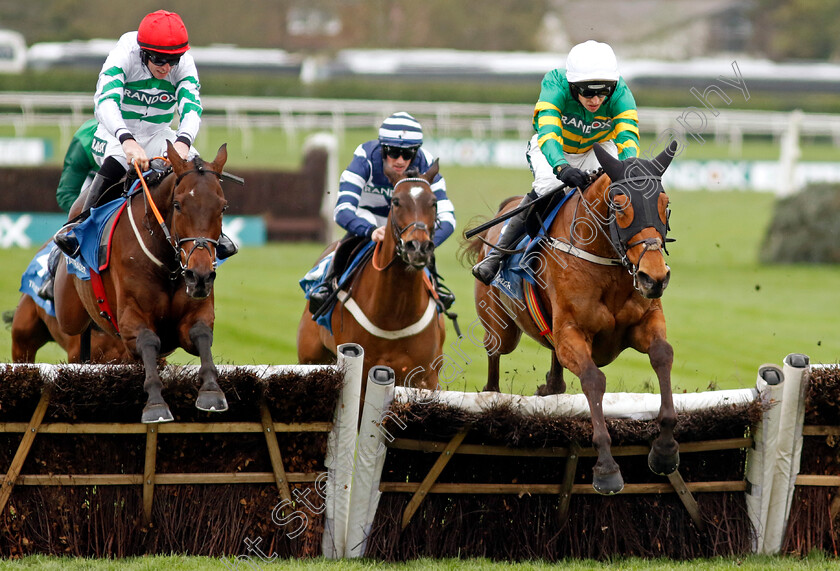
top-left (137, 328), bottom-right (174, 423)
top-left (190, 321), bottom-right (228, 412)
top-left (647, 337), bottom-right (679, 475)
top-left (579, 362), bottom-right (623, 494)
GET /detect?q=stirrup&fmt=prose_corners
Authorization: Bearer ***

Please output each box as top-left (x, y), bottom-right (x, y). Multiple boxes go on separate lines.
top-left (53, 223), bottom-right (81, 258)
top-left (308, 284), bottom-right (333, 315)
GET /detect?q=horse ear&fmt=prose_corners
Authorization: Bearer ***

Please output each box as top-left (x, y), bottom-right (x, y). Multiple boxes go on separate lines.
top-left (651, 140), bottom-right (678, 175)
top-left (422, 158), bottom-right (440, 184)
top-left (167, 140), bottom-right (188, 173)
top-left (209, 143), bottom-right (228, 173)
top-left (593, 143), bottom-right (624, 180)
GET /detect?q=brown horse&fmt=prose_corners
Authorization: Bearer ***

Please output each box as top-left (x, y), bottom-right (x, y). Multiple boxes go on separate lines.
top-left (6, 292), bottom-right (129, 363)
top-left (54, 141), bottom-right (231, 423)
top-left (463, 142), bottom-right (680, 495)
top-left (297, 161), bottom-right (445, 390)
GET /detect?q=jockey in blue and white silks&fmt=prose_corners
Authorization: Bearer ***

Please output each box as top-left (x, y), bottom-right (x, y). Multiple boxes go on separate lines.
top-left (307, 111), bottom-right (457, 313)
top-left (334, 112), bottom-right (456, 246)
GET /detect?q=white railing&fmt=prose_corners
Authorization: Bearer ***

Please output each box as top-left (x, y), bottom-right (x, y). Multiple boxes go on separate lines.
top-left (3, 92), bottom-right (840, 149)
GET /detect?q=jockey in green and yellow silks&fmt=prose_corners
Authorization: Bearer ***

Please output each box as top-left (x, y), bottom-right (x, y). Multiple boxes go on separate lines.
top-left (473, 40), bottom-right (641, 285)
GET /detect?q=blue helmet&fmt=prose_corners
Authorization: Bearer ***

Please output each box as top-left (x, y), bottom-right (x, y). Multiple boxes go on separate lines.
top-left (378, 111), bottom-right (423, 148)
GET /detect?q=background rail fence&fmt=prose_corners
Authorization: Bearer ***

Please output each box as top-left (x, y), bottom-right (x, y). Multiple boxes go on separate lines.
top-left (0, 351), bottom-right (837, 560)
top-left (2, 92), bottom-right (839, 155)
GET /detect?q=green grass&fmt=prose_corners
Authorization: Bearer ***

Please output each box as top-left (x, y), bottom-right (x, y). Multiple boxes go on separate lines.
top-left (3, 179), bottom-right (840, 395)
top-left (2, 125), bottom-right (840, 394)
top-left (0, 553), bottom-right (837, 570)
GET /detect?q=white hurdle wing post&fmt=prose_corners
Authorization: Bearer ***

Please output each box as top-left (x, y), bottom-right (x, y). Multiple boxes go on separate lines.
top-left (321, 343), bottom-right (364, 559)
top-left (345, 366), bottom-right (397, 558)
top-left (762, 353), bottom-right (810, 554)
top-left (745, 363), bottom-right (785, 553)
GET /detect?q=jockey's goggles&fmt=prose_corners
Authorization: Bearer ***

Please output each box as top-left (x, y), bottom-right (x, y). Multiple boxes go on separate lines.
top-left (573, 81), bottom-right (616, 98)
top-left (382, 146), bottom-right (419, 161)
top-left (144, 50), bottom-right (182, 67)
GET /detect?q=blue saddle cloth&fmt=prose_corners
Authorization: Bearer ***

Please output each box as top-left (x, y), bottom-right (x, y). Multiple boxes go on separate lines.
top-left (300, 240), bottom-right (377, 334)
top-left (491, 192), bottom-right (573, 302)
top-left (19, 243), bottom-right (57, 316)
top-left (65, 198), bottom-right (126, 281)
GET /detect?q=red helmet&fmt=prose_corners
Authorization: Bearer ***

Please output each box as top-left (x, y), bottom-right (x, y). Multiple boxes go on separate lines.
top-left (137, 10), bottom-right (189, 54)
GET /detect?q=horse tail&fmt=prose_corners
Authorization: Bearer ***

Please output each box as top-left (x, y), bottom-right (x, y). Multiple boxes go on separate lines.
top-left (457, 196), bottom-right (522, 267)
top-left (2, 309), bottom-right (14, 328)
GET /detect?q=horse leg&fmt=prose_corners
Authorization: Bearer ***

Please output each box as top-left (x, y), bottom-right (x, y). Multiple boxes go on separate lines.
top-left (536, 353), bottom-right (566, 395)
top-left (296, 307), bottom-right (334, 364)
top-left (647, 337), bottom-right (679, 475)
top-left (190, 321), bottom-right (228, 412)
top-left (10, 296), bottom-right (51, 363)
top-left (483, 353), bottom-right (501, 392)
top-left (136, 327), bottom-right (174, 423)
top-left (557, 332), bottom-right (623, 495)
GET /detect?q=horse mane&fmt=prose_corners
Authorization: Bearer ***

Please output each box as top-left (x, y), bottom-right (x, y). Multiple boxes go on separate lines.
top-left (403, 166), bottom-right (421, 178)
top-left (458, 195), bottom-right (522, 267)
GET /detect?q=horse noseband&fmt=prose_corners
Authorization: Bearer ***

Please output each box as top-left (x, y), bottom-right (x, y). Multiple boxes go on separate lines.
top-left (177, 235), bottom-right (220, 272)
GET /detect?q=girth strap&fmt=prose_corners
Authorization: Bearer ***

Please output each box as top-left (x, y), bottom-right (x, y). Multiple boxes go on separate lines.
top-left (89, 270), bottom-right (120, 335)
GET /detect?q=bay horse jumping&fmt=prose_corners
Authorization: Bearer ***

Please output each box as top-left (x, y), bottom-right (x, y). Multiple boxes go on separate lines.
top-left (5, 292), bottom-right (129, 363)
top-left (54, 141), bottom-right (231, 423)
top-left (463, 142), bottom-right (680, 495)
top-left (297, 161), bottom-right (445, 390)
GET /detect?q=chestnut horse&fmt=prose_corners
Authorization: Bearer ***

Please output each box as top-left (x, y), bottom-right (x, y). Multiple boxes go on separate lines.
top-left (6, 292), bottom-right (129, 363)
top-left (463, 142), bottom-right (680, 495)
top-left (297, 161), bottom-right (445, 390)
top-left (54, 141), bottom-right (231, 423)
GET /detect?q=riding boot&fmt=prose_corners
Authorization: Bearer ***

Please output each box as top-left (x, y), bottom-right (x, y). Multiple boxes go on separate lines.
top-left (471, 193), bottom-right (537, 286)
top-left (36, 245), bottom-right (63, 301)
top-left (216, 232), bottom-right (239, 260)
top-left (308, 266), bottom-right (337, 315)
top-left (53, 172), bottom-right (112, 258)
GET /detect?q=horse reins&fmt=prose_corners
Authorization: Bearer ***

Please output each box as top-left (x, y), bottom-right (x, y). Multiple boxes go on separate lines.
top-left (133, 158), bottom-right (222, 277)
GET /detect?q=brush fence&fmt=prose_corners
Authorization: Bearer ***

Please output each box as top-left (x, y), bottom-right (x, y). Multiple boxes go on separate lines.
top-left (1, 350), bottom-right (837, 560)
top-left (322, 352), bottom-right (838, 560)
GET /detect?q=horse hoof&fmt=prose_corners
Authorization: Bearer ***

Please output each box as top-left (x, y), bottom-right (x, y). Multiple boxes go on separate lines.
top-left (648, 448), bottom-right (680, 476)
top-left (592, 471), bottom-right (624, 495)
top-left (142, 404), bottom-right (174, 424)
top-left (196, 390), bottom-right (229, 412)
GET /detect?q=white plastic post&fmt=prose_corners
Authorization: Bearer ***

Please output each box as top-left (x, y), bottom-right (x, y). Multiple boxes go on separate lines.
top-left (321, 343), bottom-right (364, 559)
top-left (762, 353), bottom-right (810, 554)
top-left (345, 366), bottom-right (396, 558)
top-left (745, 363), bottom-right (785, 553)
top-left (303, 132), bottom-right (339, 244)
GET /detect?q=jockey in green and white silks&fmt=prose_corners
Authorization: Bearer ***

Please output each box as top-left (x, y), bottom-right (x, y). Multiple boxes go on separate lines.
top-left (52, 10), bottom-right (234, 265)
top-left (473, 40), bottom-right (641, 285)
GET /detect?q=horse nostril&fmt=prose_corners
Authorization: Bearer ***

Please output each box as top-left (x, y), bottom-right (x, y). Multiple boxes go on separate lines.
top-left (184, 269), bottom-right (197, 285)
top-left (421, 241), bottom-right (434, 255)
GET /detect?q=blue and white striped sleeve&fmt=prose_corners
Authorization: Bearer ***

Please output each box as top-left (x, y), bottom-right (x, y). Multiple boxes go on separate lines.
top-left (334, 144), bottom-right (376, 238)
top-left (431, 175), bottom-right (455, 246)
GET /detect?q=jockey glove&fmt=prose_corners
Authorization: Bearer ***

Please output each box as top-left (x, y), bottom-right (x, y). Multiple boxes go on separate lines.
top-left (555, 165), bottom-right (588, 189)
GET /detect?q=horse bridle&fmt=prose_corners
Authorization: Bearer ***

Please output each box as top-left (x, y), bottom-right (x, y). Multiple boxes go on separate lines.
top-left (134, 157), bottom-right (224, 278)
top-left (377, 177), bottom-right (438, 270)
top-left (575, 175), bottom-right (671, 291)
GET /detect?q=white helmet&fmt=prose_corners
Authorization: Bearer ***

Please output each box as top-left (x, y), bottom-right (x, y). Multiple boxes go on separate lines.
top-left (565, 40), bottom-right (620, 83)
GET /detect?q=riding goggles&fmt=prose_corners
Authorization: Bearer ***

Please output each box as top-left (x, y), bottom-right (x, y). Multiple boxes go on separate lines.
top-left (573, 81), bottom-right (617, 98)
top-left (144, 50), bottom-right (182, 67)
top-left (382, 146), bottom-right (419, 161)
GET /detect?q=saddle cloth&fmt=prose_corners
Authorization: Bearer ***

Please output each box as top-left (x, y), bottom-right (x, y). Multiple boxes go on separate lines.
top-left (19, 243), bottom-right (57, 316)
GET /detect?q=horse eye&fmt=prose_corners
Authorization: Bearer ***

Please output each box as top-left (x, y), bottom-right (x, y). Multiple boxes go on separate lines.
top-left (392, 197), bottom-right (401, 207)
top-left (173, 201), bottom-right (182, 212)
